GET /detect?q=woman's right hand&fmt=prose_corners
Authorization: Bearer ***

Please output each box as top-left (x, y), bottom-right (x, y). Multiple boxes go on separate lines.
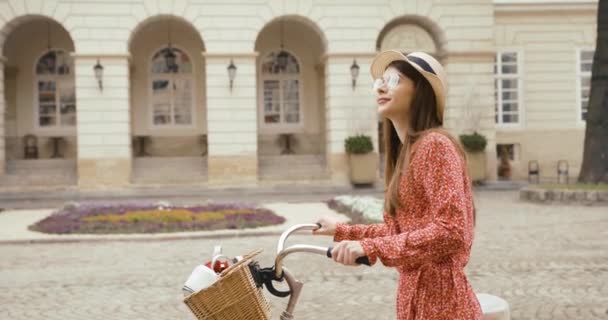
top-left (312, 216), bottom-right (340, 236)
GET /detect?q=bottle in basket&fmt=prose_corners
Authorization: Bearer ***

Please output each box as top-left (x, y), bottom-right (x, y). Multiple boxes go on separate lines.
top-left (204, 245), bottom-right (230, 273)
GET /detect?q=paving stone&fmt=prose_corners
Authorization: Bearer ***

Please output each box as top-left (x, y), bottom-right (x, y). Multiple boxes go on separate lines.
top-left (0, 191), bottom-right (606, 320)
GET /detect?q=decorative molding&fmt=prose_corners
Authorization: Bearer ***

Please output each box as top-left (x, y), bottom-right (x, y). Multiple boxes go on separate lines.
top-left (202, 52), bottom-right (259, 58)
top-left (493, 0), bottom-right (596, 4)
top-left (321, 52), bottom-right (377, 63)
top-left (70, 53), bottom-right (132, 60)
top-left (494, 1), bottom-right (597, 13)
top-left (444, 51), bottom-right (496, 62)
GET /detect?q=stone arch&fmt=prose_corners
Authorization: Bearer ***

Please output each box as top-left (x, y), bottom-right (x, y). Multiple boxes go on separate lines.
top-left (128, 14), bottom-right (205, 52)
top-left (254, 14), bottom-right (327, 54)
top-left (376, 15), bottom-right (447, 56)
top-left (1, 14), bottom-right (74, 56)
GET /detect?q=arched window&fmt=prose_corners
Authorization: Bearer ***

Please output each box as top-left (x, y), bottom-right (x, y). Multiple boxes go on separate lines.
top-left (260, 51), bottom-right (301, 125)
top-left (35, 49), bottom-right (75, 127)
top-left (149, 47), bottom-right (193, 126)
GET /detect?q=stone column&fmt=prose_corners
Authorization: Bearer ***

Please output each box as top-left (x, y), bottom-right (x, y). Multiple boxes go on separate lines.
top-left (73, 54), bottom-right (132, 188)
top-left (324, 53), bottom-right (378, 185)
top-left (0, 57), bottom-right (5, 175)
top-left (443, 51), bottom-right (498, 181)
top-left (204, 52), bottom-right (259, 186)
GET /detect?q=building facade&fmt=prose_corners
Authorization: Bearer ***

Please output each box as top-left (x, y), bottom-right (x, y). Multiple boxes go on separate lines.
top-left (0, 0), bottom-right (597, 189)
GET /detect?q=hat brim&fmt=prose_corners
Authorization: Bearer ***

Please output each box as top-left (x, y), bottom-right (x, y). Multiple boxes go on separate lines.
top-left (370, 50), bottom-right (446, 120)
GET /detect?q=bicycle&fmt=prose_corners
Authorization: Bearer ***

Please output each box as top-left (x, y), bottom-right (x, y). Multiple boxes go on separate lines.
top-left (184, 223), bottom-right (370, 320)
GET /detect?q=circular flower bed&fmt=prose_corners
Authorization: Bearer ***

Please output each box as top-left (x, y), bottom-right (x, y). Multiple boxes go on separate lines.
top-left (29, 201), bottom-right (285, 234)
top-left (327, 195), bottom-right (383, 224)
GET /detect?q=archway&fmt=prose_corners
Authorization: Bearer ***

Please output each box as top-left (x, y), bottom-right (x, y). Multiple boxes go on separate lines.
top-left (254, 16), bottom-right (328, 181)
top-left (128, 15), bottom-right (207, 184)
top-left (1, 16), bottom-right (77, 186)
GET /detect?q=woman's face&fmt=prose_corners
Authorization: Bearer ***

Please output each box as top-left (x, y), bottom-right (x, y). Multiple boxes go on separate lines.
top-left (375, 66), bottom-right (415, 120)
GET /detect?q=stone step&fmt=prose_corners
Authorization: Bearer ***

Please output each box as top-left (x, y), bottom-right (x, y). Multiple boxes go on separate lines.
top-left (259, 155), bottom-right (326, 167)
top-left (133, 157), bottom-right (207, 169)
top-left (7, 159), bottom-right (77, 173)
top-left (0, 173), bottom-right (77, 186)
top-left (2, 160), bottom-right (77, 186)
top-left (258, 166), bottom-right (330, 180)
top-left (258, 154), bottom-right (328, 181)
top-left (132, 157), bottom-right (207, 184)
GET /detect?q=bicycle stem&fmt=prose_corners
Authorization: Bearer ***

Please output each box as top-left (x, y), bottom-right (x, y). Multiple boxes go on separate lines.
top-left (275, 244), bottom-right (328, 279)
top-left (275, 224), bottom-right (326, 279)
top-left (276, 223), bottom-right (320, 254)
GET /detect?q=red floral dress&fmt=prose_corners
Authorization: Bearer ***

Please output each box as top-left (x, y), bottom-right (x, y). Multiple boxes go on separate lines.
top-left (335, 132), bottom-right (482, 320)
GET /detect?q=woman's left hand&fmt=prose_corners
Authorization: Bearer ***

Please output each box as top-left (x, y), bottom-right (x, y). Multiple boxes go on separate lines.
top-left (331, 241), bottom-right (366, 266)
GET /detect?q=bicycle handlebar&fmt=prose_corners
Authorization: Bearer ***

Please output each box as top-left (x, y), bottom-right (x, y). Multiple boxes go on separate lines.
top-left (274, 224), bottom-right (371, 279)
top-left (325, 246), bottom-right (371, 266)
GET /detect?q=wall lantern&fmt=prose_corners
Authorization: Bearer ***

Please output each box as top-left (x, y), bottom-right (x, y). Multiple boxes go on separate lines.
top-left (164, 49), bottom-right (177, 72)
top-left (93, 59), bottom-right (104, 91)
top-left (350, 59), bottom-right (360, 90)
top-left (227, 59), bottom-right (237, 91)
top-left (164, 18), bottom-right (177, 72)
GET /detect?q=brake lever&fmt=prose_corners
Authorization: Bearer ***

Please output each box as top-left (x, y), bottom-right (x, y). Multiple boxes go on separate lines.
top-left (264, 277), bottom-right (291, 298)
top-left (249, 263), bottom-right (291, 298)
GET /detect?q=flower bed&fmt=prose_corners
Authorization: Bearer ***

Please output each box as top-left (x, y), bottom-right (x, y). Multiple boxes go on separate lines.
top-left (29, 201), bottom-right (285, 234)
top-left (327, 195), bottom-right (383, 224)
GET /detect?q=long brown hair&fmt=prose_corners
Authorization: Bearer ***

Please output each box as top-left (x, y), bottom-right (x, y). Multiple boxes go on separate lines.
top-left (383, 60), bottom-right (467, 216)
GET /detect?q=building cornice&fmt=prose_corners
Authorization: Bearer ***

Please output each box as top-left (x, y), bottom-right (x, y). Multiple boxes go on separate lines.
top-left (202, 52), bottom-right (259, 58)
top-left (494, 0), bottom-right (597, 13)
top-left (71, 53), bottom-right (132, 60)
top-left (444, 51), bottom-right (496, 62)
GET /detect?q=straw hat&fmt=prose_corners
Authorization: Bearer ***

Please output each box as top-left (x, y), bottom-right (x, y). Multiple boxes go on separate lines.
top-left (370, 50), bottom-right (447, 121)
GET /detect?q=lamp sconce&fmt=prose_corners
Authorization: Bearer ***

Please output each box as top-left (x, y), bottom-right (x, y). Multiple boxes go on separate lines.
top-left (350, 59), bottom-right (360, 90)
top-left (227, 59), bottom-right (237, 92)
top-left (93, 59), bottom-right (104, 91)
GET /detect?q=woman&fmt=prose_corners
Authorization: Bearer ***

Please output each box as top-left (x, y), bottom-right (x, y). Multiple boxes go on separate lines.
top-left (313, 50), bottom-right (482, 319)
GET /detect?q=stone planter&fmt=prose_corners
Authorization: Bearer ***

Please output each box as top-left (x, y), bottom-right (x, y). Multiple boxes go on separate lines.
top-left (466, 151), bottom-right (487, 182)
top-left (348, 152), bottom-right (379, 185)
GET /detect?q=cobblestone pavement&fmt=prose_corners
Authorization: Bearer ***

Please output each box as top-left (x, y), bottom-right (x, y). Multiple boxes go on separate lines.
top-left (0, 191), bottom-right (606, 320)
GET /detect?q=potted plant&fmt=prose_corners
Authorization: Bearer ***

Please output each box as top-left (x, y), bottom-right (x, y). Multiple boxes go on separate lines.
top-left (459, 131), bottom-right (487, 183)
top-left (344, 134), bottom-right (378, 185)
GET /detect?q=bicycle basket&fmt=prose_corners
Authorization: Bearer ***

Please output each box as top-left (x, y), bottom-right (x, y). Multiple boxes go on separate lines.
top-left (183, 248), bottom-right (271, 320)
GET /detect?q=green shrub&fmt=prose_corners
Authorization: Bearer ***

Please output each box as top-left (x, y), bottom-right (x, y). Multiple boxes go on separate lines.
top-left (459, 132), bottom-right (487, 153)
top-left (344, 134), bottom-right (373, 154)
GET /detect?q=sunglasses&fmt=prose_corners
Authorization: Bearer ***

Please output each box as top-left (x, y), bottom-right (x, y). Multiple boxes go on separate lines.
top-left (372, 73), bottom-right (402, 92)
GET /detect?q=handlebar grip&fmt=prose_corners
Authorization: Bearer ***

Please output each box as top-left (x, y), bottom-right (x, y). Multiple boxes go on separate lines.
top-left (326, 246), bottom-right (371, 266)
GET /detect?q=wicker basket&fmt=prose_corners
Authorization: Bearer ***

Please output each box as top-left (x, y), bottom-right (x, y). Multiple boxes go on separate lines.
top-left (183, 248), bottom-right (271, 320)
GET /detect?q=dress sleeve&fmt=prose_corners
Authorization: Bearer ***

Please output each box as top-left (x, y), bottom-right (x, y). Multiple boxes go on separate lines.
top-left (333, 221), bottom-right (390, 242)
top-left (359, 134), bottom-right (471, 267)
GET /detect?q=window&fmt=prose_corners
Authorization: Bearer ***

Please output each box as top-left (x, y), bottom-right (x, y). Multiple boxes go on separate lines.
top-left (578, 49), bottom-right (593, 121)
top-left (150, 47), bottom-right (193, 126)
top-left (494, 51), bottom-right (521, 125)
top-left (260, 51), bottom-right (301, 125)
top-left (35, 49), bottom-right (76, 128)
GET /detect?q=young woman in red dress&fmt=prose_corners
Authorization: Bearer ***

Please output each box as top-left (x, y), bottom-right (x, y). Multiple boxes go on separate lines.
top-left (314, 50), bottom-right (482, 320)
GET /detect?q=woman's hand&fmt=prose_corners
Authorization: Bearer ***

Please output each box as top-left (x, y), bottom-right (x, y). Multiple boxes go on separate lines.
top-left (312, 216), bottom-right (340, 236)
top-left (331, 241), bottom-right (366, 266)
